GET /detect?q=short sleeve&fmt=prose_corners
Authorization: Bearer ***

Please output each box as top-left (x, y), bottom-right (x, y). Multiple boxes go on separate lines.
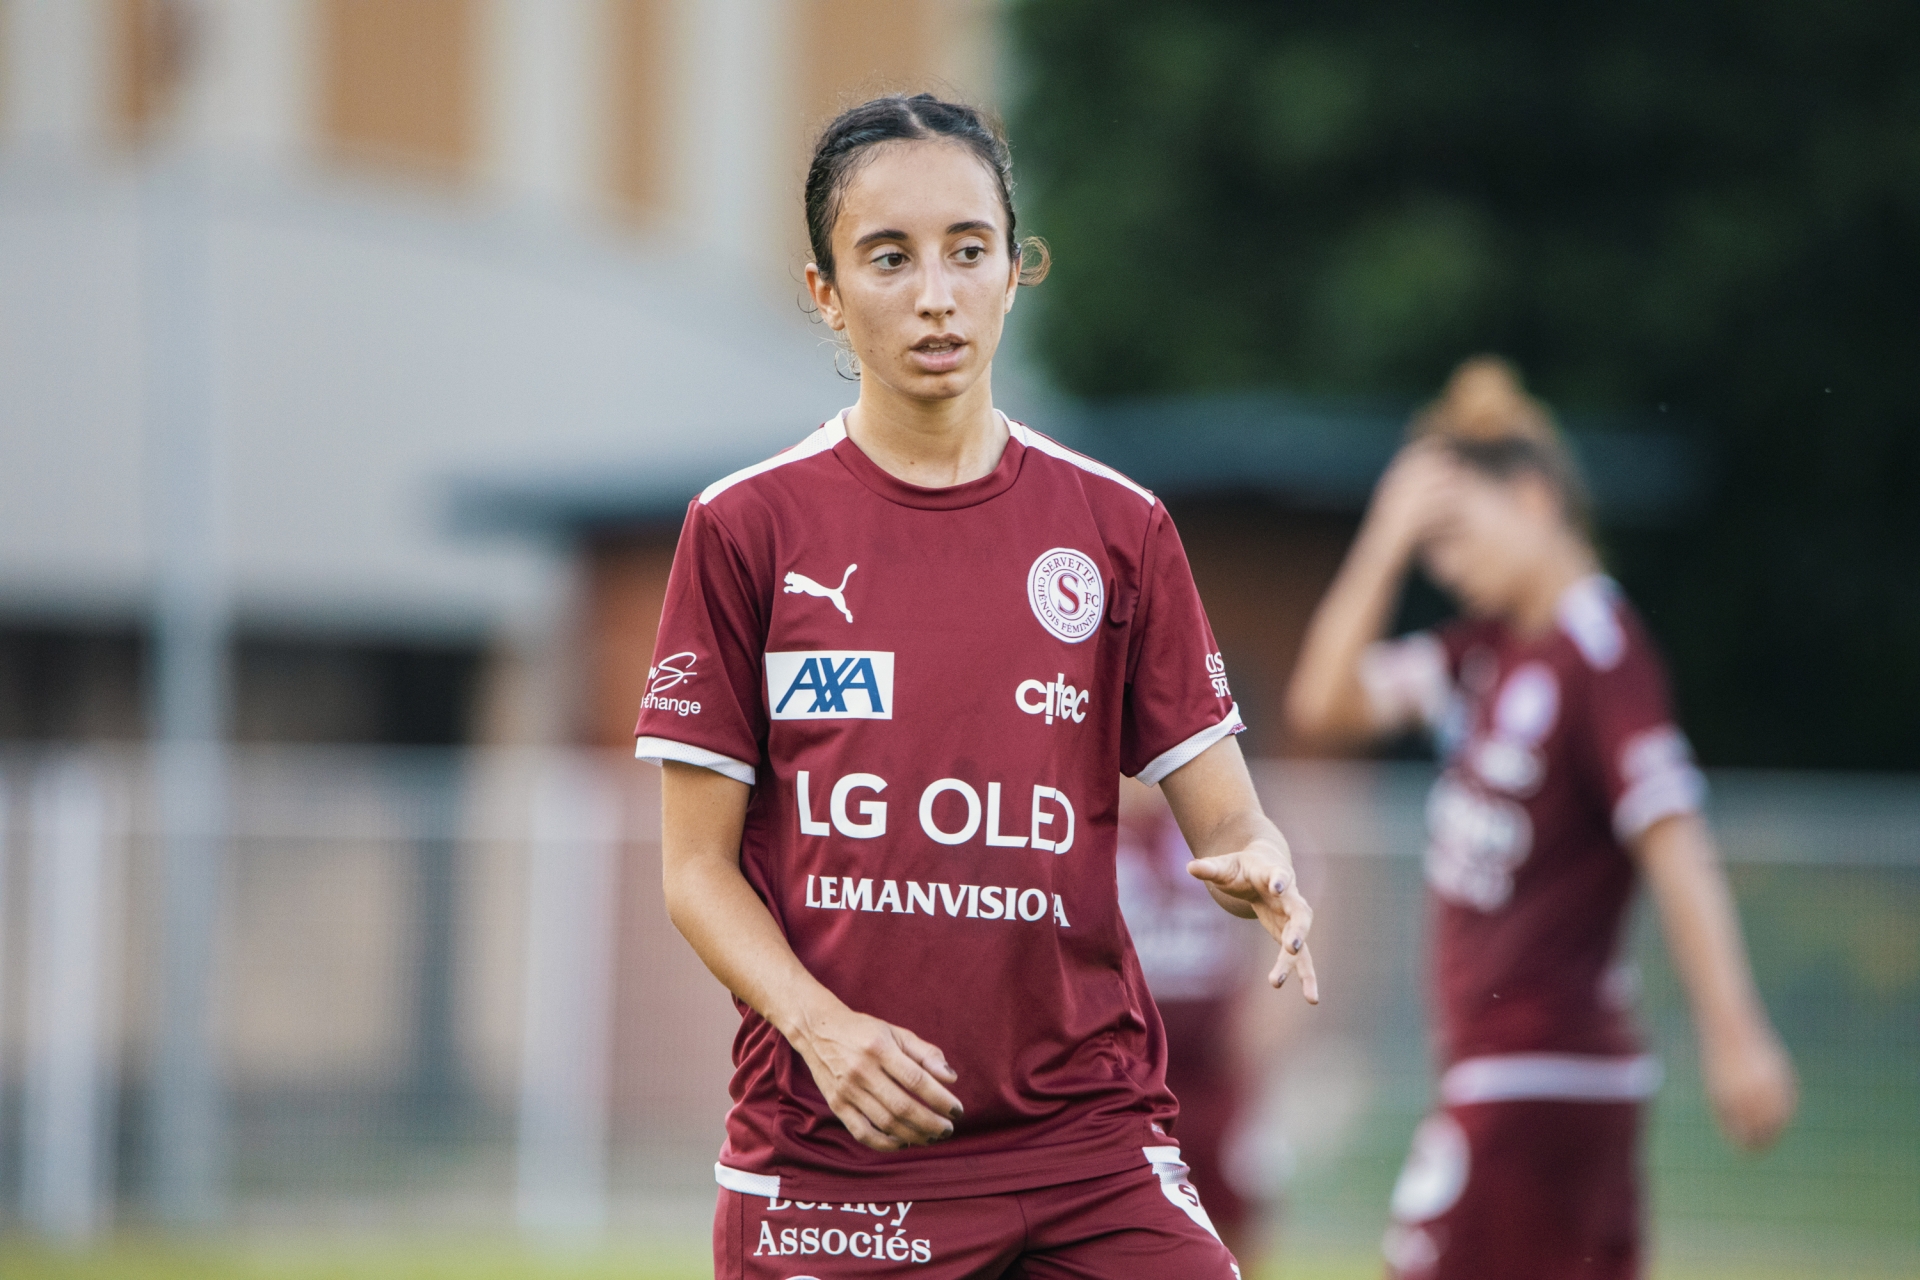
top-left (1359, 631), bottom-right (1452, 732)
top-left (632, 501), bottom-right (767, 786)
top-left (1584, 623), bottom-right (1706, 843)
top-left (1121, 505), bottom-right (1243, 784)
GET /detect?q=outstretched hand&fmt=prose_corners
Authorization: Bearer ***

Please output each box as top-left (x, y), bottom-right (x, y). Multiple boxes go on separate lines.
top-left (789, 999), bottom-right (965, 1152)
top-left (1189, 843), bottom-right (1319, 1003)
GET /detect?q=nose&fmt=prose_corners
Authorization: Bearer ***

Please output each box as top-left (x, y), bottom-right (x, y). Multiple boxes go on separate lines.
top-left (917, 257), bottom-right (957, 321)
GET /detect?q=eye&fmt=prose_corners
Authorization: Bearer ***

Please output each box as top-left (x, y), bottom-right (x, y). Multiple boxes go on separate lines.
top-left (873, 250), bottom-right (907, 270)
top-left (956, 244), bottom-right (987, 263)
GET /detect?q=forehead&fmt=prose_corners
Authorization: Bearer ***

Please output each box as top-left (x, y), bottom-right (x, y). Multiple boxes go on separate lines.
top-left (833, 139), bottom-right (1004, 241)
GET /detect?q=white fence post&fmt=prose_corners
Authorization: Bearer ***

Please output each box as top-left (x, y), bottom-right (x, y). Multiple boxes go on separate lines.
top-left (24, 758), bottom-right (120, 1241)
top-left (516, 753), bottom-right (620, 1239)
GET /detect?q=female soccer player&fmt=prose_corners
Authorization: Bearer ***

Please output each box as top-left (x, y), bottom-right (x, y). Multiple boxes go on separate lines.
top-left (1286, 358), bottom-right (1797, 1280)
top-left (634, 94), bottom-right (1316, 1278)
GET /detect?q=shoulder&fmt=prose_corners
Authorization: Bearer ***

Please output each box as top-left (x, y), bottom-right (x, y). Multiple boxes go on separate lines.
top-left (1007, 420), bottom-right (1159, 516)
top-left (695, 416), bottom-right (850, 514)
top-left (1554, 575), bottom-right (1639, 673)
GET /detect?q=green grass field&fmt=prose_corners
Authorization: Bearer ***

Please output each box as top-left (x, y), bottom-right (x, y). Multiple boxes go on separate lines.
top-left (2, 1238), bottom-right (1913, 1280)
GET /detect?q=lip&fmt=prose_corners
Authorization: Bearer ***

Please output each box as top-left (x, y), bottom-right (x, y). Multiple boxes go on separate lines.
top-left (909, 333), bottom-right (968, 374)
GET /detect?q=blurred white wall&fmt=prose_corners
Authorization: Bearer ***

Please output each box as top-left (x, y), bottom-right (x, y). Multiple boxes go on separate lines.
top-left (0, 0), bottom-right (998, 650)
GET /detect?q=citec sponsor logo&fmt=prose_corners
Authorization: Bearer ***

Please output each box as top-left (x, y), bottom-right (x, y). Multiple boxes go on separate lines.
top-left (1016, 673), bottom-right (1088, 725)
top-left (805, 873), bottom-right (1071, 927)
top-left (753, 1199), bottom-right (932, 1265)
top-left (796, 771), bottom-right (1075, 853)
top-left (642, 651), bottom-right (701, 716)
top-left (767, 651), bottom-right (893, 720)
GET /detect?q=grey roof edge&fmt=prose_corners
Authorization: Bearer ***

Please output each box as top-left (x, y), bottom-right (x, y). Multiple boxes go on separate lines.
top-left (448, 391), bottom-right (1709, 537)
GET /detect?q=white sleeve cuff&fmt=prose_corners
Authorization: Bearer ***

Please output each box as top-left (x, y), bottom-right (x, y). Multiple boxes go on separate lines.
top-left (635, 736), bottom-right (757, 786)
top-left (1613, 765), bottom-right (1705, 842)
top-left (1134, 705), bottom-right (1245, 787)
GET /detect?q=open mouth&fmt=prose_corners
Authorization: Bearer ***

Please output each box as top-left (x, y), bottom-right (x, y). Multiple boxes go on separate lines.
top-left (910, 334), bottom-right (968, 371)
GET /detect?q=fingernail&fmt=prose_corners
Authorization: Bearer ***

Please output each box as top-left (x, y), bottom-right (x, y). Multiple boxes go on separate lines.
top-left (1290, 938), bottom-right (1303, 953)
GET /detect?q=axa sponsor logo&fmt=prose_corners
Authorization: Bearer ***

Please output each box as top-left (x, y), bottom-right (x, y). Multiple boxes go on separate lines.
top-left (1016, 672), bottom-right (1088, 725)
top-left (767, 651), bottom-right (893, 720)
top-left (1027, 547), bottom-right (1104, 644)
top-left (784, 563), bottom-right (858, 623)
top-left (754, 1198), bottom-right (931, 1265)
top-left (642, 651), bottom-right (700, 716)
top-left (796, 770), bottom-right (1075, 852)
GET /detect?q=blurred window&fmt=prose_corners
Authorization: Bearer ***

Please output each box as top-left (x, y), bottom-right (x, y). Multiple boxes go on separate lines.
top-left (320, 0), bottom-right (478, 178)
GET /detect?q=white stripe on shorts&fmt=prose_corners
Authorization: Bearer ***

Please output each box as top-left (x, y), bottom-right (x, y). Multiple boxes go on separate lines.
top-left (1440, 1053), bottom-right (1662, 1106)
top-left (714, 1162), bottom-right (780, 1198)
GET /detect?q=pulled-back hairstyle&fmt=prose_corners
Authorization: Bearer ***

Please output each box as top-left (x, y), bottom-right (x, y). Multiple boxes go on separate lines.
top-left (804, 92), bottom-right (1048, 286)
top-left (1410, 356), bottom-right (1593, 534)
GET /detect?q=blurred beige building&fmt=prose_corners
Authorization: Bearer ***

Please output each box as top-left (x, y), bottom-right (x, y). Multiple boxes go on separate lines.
top-left (0, 0), bottom-right (1003, 751)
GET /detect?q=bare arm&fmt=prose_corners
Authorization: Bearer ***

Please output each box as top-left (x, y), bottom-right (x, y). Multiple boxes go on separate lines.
top-left (1161, 737), bottom-right (1319, 1003)
top-left (1633, 813), bottom-right (1796, 1150)
top-left (1285, 444), bottom-right (1452, 749)
top-left (660, 761), bottom-right (963, 1151)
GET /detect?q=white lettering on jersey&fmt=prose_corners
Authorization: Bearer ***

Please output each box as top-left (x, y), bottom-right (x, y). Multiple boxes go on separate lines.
top-left (1016, 674), bottom-right (1088, 725)
top-left (829, 773), bottom-right (887, 838)
top-left (804, 871), bottom-right (1069, 931)
top-left (767, 651), bottom-right (893, 719)
top-left (1205, 651), bottom-right (1231, 699)
top-left (749, 1200), bottom-right (933, 1262)
top-left (1027, 548), bottom-right (1105, 643)
top-left (640, 651), bottom-right (703, 715)
top-left (784, 563), bottom-right (858, 623)
top-left (795, 770), bottom-right (1073, 855)
top-left (1424, 776), bottom-right (1533, 910)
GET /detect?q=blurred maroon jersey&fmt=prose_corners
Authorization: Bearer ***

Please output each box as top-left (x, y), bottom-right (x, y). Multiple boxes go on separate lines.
top-left (635, 412), bottom-right (1244, 1204)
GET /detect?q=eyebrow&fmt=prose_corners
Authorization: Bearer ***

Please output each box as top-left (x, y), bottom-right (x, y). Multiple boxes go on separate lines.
top-left (851, 220), bottom-right (1000, 251)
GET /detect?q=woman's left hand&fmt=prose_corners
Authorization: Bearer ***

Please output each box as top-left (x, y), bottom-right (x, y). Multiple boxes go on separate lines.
top-left (1189, 843), bottom-right (1319, 1003)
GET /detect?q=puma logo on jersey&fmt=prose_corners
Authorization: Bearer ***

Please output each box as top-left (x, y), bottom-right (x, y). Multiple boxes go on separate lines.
top-left (784, 564), bottom-right (857, 623)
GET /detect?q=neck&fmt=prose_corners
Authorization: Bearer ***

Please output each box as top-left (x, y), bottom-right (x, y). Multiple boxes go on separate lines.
top-left (1511, 536), bottom-right (1600, 638)
top-left (845, 369), bottom-right (1005, 488)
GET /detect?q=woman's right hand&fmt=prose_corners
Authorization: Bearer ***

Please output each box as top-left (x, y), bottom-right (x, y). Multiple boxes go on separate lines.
top-left (787, 996), bottom-right (965, 1151)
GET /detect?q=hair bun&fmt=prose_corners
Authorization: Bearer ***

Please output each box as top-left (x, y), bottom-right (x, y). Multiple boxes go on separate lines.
top-left (1413, 355), bottom-right (1556, 446)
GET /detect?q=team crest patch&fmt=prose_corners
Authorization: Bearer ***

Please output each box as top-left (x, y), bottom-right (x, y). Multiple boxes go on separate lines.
top-left (1027, 548), bottom-right (1104, 644)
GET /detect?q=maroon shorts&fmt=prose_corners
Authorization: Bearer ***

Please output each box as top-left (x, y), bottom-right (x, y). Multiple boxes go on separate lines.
top-left (715, 1148), bottom-right (1241, 1279)
top-left (1383, 1101), bottom-right (1642, 1280)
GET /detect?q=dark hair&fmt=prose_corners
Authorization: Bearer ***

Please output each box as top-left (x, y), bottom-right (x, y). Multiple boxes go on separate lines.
top-left (804, 92), bottom-right (1048, 285)
top-left (1410, 355), bottom-right (1593, 534)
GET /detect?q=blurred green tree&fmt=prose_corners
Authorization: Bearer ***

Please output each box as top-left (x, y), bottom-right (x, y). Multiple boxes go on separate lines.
top-left (1010, 0), bottom-right (1920, 768)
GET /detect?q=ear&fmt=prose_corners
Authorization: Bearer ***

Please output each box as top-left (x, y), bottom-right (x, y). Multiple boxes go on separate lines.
top-left (1003, 251), bottom-right (1020, 315)
top-left (805, 262), bottom-right (847, 332)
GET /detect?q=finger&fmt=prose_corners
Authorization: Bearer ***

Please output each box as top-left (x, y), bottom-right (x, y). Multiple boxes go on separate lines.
top-left (863, 1050), bottom-right (958, 1142)
top-left (835, 1100), bottom-right (904, 1153)
top-left (886, 1033), bottom-right (964, 1120)
top-left (895, 1027), bottom-right (962, 1090)
top-left (1277, 887), bottom-right (1315, 954)
top-left (1294, 941), bottom-right (1320, 1005)
top-left (1186, 854), bottom-right (1240, 888)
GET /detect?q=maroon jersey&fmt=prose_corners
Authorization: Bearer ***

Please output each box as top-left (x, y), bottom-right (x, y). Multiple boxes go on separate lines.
top-left (1364, 577), bottom-right (1704, 1076)
top-left (635, 412), bottom-right (1243, 1201)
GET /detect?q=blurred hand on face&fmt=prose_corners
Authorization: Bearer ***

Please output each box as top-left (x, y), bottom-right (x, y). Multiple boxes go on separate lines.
top-left (1703, 1023), bottom-right (1797, 1151)
top-left (1363, 443), bottom-right (1458, 558)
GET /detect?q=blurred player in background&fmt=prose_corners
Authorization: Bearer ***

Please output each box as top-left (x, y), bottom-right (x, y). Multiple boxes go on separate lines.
top-left (1116, 777), bottom-right (1262, 1261)
top-left (1286, 357), bottom-right (1797, 1280)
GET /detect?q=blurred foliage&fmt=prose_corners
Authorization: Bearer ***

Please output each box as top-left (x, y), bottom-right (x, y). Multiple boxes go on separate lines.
top-left (1009, 0), bottom-right (1920, 768)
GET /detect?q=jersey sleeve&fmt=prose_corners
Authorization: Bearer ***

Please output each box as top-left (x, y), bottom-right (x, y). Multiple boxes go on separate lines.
top-left (632, 500), bottom-right (767, 786)
top-left (1122, 504), bottom-right (1244, 785)
top-left (1359, 631), bottom-right (1452, 733)
top-left (1583, 619), bottom-right (1707, 843)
